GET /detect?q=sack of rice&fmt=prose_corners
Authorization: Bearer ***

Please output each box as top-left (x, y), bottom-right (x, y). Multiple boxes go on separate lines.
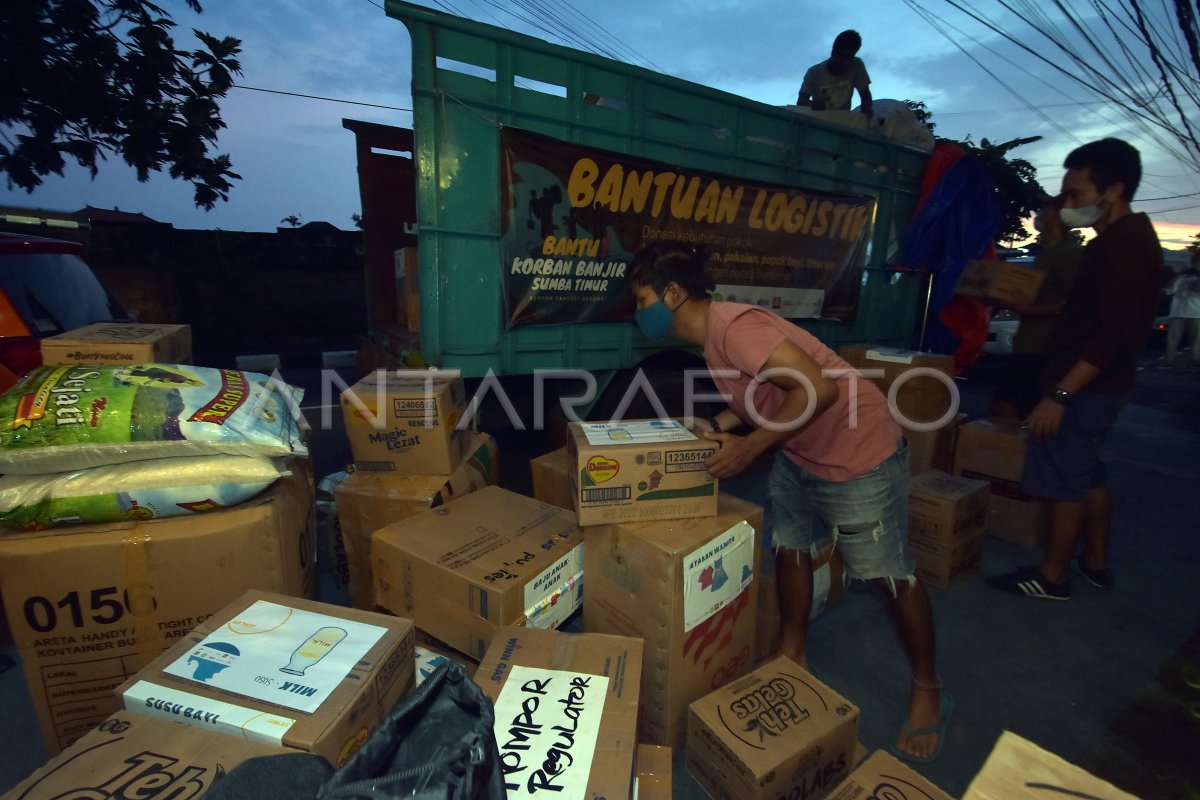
top-left (0, 454), bottom-right (289, 530)
top-left (0, 364), bottom-right (307, 474)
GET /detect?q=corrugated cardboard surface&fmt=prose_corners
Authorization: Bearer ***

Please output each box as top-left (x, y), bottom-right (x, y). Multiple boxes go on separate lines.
top-left (635, 744), bottom-right (673, 800)
top-left (912, 531), bottom-right (986, 590)
top-left (686, 656), bottom-right (859, 800)
top-left (39, 323), bottom-right (193, 367)
top-left (335, 432), bottom-right (499, 609)
top-left (340, 369), bottom-right (470, 474)
top-left (583, 492), bottom-right (762, 747)
top-left (839, 345), bottom-right (958, 426)
top-left (904, 413), bottom-right (967, 476)
top-left (0, 466), bottom-right (315, 755)
top-left (964, 731), bottom-right (1140, 800)
top-left (373, 486), bottom-right (584, 661)
top-left (476, 626), bottom-right (642, 800)
top-left (116, 590), bottom-right (414, 767)
top-left (909, 469), bottom-right (990, 550)
top-left (530, 446), bottom-right (574, 512)
top-left (957, 259), bottom-right (1048, 308)
top-left (567, 420), bottom-right (718, 525)
top-left (1, 710), bottom-right (287, 800)
top-left (954, 418), bottom-right (1048, 549)
top-left (828, 749), bottom-right (954, 800)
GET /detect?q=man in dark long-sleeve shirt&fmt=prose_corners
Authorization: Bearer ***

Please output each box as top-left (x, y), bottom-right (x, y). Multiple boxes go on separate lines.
top-left (987, 138), bottom-right (1165, 600)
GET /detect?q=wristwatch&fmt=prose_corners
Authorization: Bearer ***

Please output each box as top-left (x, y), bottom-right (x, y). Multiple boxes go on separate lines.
top-left (1051, 387), bottom-right (1074, 405)
top-left (708, 416), bottom-right (722, 433)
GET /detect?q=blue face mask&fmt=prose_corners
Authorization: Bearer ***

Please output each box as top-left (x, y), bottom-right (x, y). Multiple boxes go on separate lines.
top-left (635, 294), bottom-right (687, 340)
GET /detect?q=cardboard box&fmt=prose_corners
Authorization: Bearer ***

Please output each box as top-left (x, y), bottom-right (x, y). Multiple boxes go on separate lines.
top-left (476, 627), bottom-right (642, 799)
top-left (954, 418), bottom-right (1048, 549)
top-left (908, 469), bottom-right (990, 551)
top-left (116, 590), bottom-right (414, 767)
top-left (904, 412), bottom-right (967, 476)
top-left (911, 531), bottom-right (986, 590)
top-left (0, 467), bottom-right (316, 755)
top-left (566, 419), bottom-right (718, 525)
top-left (686, 656), bottom-right (860, 800)
top-left (334, 432), bottom-right (499, 609)
top-left (340, 369), bottom-right (469, 474)
top-left (964, 731), bottom-right (1139, 800)
top-left (373, 486), bottom-right (584, 661)
top-left (839, 345), bottom-right (957, 425)
top-left (39, 322), bottom-right (193, 367)
top-left (1, 710), bottom-right (287, 800)
top-left (583, 492), bottom-right (761, 746)
top-left (635, 744), bottom-right (673, 800)
top-left (958, 259), bottom-right (1048, 308)
top-left (828, 749), bottom-right (954, 800)
top-left (530, 446), bottom-right (574, 511)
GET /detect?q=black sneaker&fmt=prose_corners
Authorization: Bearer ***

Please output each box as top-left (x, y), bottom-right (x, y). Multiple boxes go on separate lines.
top-left (985, 567), bottom-right (1071, 600)
top-left (1072, 557), bottom-right (1114, 589)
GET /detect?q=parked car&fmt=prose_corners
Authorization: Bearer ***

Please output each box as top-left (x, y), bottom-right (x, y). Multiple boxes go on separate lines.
top-left (983, 308), bottom-right (1021, 356)
top-left (0, 232), bottom-right (130, 391)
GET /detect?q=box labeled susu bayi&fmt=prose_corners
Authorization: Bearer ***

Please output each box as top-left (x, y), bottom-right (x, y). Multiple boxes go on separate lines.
top-left (341, 369), bottom-right (470, 474)
top-left (116, 590), bottom-right (414, 767)
top-left (567, 419), bottom-right (717, 525)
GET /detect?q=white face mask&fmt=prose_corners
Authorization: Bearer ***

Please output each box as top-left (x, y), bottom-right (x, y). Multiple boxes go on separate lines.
top-left (1059, 203), bottom-right (1103, 229)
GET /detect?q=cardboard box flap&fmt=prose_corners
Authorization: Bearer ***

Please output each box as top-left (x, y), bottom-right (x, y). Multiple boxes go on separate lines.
top-left (828, 749), bottom-right (954, 800)
top-left (963, 731), bottom-right (1140, 800)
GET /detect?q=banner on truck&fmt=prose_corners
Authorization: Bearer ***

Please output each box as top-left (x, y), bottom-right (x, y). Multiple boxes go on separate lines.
top-left (500, 127), bottom-right (876, 328)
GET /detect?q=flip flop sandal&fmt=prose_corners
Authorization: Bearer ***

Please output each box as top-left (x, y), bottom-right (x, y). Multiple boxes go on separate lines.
top-left (890, 690), bottom-right (954, 764)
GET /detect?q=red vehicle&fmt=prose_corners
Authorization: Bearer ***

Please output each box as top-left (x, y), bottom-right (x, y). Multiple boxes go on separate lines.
top-left (0, 232), bottom-right (130, 391)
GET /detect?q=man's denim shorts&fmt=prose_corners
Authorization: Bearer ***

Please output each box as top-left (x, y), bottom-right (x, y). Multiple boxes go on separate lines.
top-left (765, 441), bottom-right (915, 584)
top-left (1023, 389), bottom-right (1126, 502)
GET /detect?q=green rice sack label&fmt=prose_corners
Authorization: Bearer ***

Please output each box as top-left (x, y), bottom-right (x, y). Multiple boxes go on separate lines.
top-left (0, 364), bottom-right (307, 474)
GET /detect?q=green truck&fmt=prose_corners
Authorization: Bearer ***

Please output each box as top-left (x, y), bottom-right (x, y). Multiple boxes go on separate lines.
top-left (344, 1), bottom-right (932, 418)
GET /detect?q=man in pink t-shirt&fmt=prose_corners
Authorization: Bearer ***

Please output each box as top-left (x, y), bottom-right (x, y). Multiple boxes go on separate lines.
top-left (628, 241), bottom-right (951, 764)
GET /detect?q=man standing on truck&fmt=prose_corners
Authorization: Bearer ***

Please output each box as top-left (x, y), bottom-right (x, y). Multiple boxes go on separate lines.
top-left (797, 29), bottom-right (873, 116)
top-left (628, 241), bottom-right (951, 763)
top-left (986, 138), bottom-right (1165, 600)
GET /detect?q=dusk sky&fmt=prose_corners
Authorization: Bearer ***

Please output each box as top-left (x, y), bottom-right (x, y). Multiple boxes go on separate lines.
top-left (3, 0), bottom-right (1198, 249)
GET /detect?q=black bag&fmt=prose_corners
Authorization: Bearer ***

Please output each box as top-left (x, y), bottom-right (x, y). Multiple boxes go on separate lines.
top-left (205, 660), bottom-right (505, 800)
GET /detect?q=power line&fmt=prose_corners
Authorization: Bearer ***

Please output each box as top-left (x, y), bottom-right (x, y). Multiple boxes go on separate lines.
top-left (233, 84), bottom-right (412, 113)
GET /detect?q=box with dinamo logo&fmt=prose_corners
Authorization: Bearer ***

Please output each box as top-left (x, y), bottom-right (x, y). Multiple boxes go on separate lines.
top-left (566, 419), bottom-right (717, 525)
top-left (686, 656), bottom-right (859, 800)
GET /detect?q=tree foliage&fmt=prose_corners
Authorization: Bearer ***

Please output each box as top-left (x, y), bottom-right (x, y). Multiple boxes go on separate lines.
top-left (957, 135), bottom-right (1046, 244)
top-left (0, 1), bottom-right (242, 209)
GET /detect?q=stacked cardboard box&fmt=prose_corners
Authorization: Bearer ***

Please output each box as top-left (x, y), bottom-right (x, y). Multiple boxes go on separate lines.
top-left (905, 412), bottom-right (968, 476)
top-left (838, 345), bottom-right (958, 426)
top-left (39, 323), bottom-right (193, 367)
top-left (828, 749), bottom-right (954, 799)
top-left (635, 744), bottom-right (673, 799)
top-left (340, 369), bottom-right (470, 474)
top-left (686, 656), bottom-right (860, 800)
top-left (909, 469), bottom-right (991, 589)
top-left (373, 486), bottom-right (584, 661)
top-left (582, 491), bottom-right (762, 746)
top-left (954, 418), bottom-right (1048, 549)
top-left (115, 590), bottom-right (414, 767)
top-left (334, 431), bottom-right (499, 608)
top-left (475, 626), bottom-right (642, 799)
top-left (0, 465), bottom-right (315, 754)
top-left (565, 419), bottom-right (718, 524)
